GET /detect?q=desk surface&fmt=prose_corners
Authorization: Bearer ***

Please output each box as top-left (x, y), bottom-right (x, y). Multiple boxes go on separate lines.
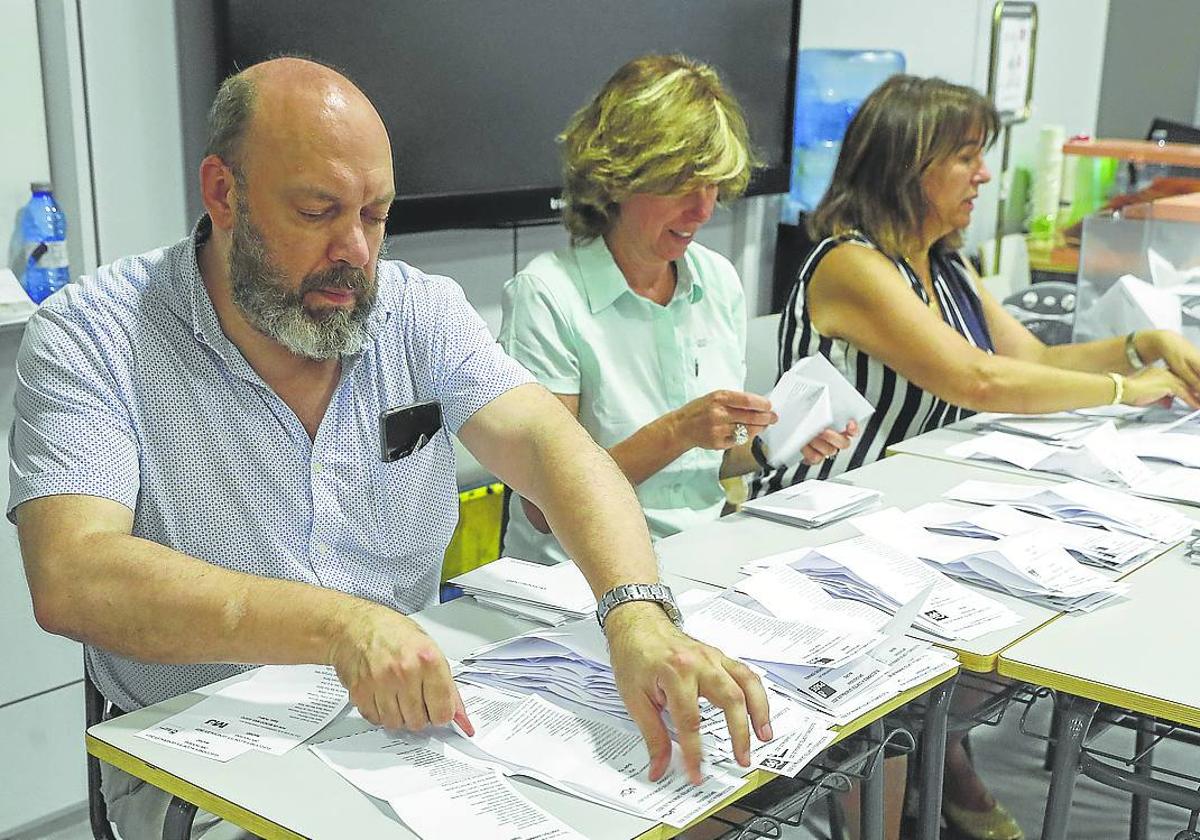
top-left (86, 589), bottom-right (954, 840)
top-left (998, 545), bottom-right (1200, 726)
top-left (657, 454), bottom-right (1099, 673)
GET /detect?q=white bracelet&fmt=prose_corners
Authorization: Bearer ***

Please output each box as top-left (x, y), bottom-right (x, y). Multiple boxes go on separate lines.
top-left (1108, 371), bottom-right (1125, 405)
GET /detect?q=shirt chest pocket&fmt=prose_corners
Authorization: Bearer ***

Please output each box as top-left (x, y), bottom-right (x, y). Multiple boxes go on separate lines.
top-left (359, 436), bottom-right (459, 561)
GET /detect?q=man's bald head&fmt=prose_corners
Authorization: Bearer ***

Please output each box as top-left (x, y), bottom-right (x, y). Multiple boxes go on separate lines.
top-left (204, 57), bottom-right (389, 179)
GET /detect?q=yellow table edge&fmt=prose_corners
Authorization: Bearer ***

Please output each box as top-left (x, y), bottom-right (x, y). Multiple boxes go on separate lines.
top-left (86, 733), bottom-right (306, 840)
top-left (88, 668), bottom-right (956, 840)
top-left (996, 659), bottom-right (1200, 729)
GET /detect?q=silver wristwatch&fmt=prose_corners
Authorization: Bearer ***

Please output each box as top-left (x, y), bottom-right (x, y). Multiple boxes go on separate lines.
top-left (596, 582), bottom-right (683, 629)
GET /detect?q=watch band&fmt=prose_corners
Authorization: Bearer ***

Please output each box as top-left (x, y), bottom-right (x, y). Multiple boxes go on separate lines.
top-left (1125, 332), bottom-right (1147, 370)
top-left (596, 582), bottom-right (683, 629)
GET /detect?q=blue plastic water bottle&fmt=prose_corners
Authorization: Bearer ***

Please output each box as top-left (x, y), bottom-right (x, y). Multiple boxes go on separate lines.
top-left (21, 182), bottom-right (70, 303)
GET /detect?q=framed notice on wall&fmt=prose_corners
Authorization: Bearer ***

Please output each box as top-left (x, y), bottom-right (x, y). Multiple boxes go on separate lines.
top-left (987, 1), bottom-right (1038, 125)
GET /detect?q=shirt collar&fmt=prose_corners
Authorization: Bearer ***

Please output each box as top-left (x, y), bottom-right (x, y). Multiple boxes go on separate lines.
top-left (574, 236), bottom-right (705, 314)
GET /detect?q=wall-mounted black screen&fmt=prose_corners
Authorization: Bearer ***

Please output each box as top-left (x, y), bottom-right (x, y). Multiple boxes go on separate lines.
top-left (219, 0), bottom-right (799, 233)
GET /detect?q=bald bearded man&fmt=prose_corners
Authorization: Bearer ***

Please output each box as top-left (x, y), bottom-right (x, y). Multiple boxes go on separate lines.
top-left (10, 58), bottom-right (772, 838)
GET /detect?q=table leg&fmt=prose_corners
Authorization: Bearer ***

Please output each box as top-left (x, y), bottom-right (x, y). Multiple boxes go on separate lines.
top-left (1041, 694), bottom-right (1099, 840)
top-left (860, 720), bottom-right (886, 840)
top-left (161, 795), bottom-right (198, 840)
top-left (1129, 715), bottom-right (1155, 840)
top-left (915, 675), bottom-right (955, 840)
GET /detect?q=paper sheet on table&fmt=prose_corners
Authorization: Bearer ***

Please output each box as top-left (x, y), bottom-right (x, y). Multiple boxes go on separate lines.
top-left (1089, 274), bottom-right (1182, 334)
top-left (451, 556), bottom-right (596, 615)
top-left (947, 424), bottom-right (1154, 488)
top-left (136, 664), bottom-right (348, 761)
top-left (312, 730), bottom-right (585, 840)
top-left (759, 354), bottom-right (875, 467)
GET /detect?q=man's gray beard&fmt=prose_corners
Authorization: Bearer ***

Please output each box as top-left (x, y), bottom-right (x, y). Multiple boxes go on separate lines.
top-left (228, 210), bottom-right (380, 360)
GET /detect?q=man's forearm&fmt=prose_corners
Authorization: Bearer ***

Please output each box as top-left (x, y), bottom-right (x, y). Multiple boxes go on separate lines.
top-left (27, 528), bottom-right (363, 667)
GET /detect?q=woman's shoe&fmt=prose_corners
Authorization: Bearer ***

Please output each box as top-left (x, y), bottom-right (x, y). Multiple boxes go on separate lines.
top-left (942, 798), bottom-right (1024, 840)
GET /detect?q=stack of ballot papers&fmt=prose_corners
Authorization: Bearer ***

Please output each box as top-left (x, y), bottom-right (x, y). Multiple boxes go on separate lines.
top-left (731, 565), bottom-right (957, 723)
top-left (740, 535), bottom-right (1020, 642)
top-left (449, 556), bottom-right (595, 625)
top-left (740, 479), bottom-right (882, 527)
top-left (907, 500), bottom-right (1162, 570)
top-left (850, 508), bottom-right (1130, 612)
top-left (969, 411), bottom-right (1106, 442)
top-left (759, 353), bottom-right (875, 468)
top-left (947, 422), bottom-right (1154, 488)
top-left (944, 479), bottom-right (1193, 544)
top-left (457, 612), bottom-right (841, 784)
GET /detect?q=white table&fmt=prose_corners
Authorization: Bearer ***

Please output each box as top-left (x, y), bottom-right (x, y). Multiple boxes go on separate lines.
top-left (86, 589), bottom-right (954, 840)
top-left (998, 545), bottom-right (1200, 840)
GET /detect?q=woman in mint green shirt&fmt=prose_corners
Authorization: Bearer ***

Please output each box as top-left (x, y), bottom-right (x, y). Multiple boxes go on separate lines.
top-left (500, 54), bottom-right (851, 566)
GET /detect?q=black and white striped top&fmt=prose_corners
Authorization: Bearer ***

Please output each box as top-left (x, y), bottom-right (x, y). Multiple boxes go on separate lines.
top-left (750, 231), bottom-right (994, 496)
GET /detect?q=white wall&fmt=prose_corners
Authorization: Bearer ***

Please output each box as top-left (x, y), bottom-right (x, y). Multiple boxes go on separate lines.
top-left (3, 0), bottom-right (51, 276)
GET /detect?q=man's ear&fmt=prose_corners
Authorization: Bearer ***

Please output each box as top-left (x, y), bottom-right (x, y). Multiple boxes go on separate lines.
top-left (200, 155), bottom-right (239, 231)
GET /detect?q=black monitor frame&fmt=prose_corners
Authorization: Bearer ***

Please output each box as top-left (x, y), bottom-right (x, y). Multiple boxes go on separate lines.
top-left (214, 1), bottom-right (801, 235)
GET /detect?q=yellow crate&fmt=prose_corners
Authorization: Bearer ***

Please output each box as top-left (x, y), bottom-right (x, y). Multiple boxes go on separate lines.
top-left (442, 482), bottom-right (506, 581)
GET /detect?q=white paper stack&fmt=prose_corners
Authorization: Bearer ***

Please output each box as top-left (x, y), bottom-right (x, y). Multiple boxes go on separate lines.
top-left (741, 535), bottom-right (1020, 642)
top-left (970, 411), bottom-right (1104, 442)
top-left (909, 500), bottom-right (1161, 571)
top-left (458, 613), bottom-right (840, 782)
top-left (947, 423), bottom-right (1154, 488)
top-left (851, 508), bottom-right (1129, 612)
top-left (732, 565), bottom-right (957, 723)
top-left (759, 354), bottom-right (875, 467)
top-left (944, 479), bottom-right (1193, 543)
top-left (450, 557), bottom-right (596, 625)
top-left (740, 480), bottom-right (882, 527)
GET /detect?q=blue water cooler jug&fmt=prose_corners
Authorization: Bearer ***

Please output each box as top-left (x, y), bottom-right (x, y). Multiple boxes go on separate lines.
top-left (784, 49), bottom-right (906, 223)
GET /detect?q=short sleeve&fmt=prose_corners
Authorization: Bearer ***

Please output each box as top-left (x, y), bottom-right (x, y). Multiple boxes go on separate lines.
top-left (410, 273), bottom-right (534, 435)
top-left (498, 272), bottom-right (580, 394)
top-left (8, 307), bottom-right (141, 521)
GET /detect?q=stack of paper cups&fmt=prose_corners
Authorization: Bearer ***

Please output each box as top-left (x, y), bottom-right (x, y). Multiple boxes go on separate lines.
top-left (1029, 124), bottom-right (1065, 238)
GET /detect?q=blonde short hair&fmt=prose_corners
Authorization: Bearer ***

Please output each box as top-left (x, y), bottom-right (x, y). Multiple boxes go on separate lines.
top-left (808, 74), bottom-right (999, 259)
top-left (559, 54), bottom-right (758, 244)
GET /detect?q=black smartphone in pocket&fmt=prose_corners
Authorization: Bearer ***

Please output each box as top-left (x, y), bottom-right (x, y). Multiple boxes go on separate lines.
top-left (379, 400), bottom-right (443, 462)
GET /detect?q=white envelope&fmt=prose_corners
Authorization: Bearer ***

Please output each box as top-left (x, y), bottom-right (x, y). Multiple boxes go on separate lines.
top-left (760, 354), bottom-right (875, 467)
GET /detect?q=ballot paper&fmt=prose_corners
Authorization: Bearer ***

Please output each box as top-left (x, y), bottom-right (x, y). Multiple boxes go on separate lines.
top-left (759, 354), bottom-right (875, 468)
top-left (850, 508), bottom-right (1128, 612)
top-left (947, 424), bottom-right (1155, 488)
top-left (1086, 273), bottom-right (1183, 335)
top-left (1134, 466), bottom-right (1200, 506)
top-left (450, 556), bottom-right (596, 624)
top-left (740, 480), bottom-right (882, 527)
top-left (745, 536), bottom-right (1020, 641)
top-left (455, 685), bottom-right (746, 828)
top-left (969, 412), bottom-right (1104, 442)
top-left (943, 479), bottom-right (1193, 543)
top-left (136, 664), bottom-right (348, 761)
top-left (909, 500), bottom-right (1161, 570)
top-left (732, 570), bottom-right (956, 722)
top-left (312, 730), bottom-right (584, 840)
top-left (1148, 248), bottom-right (1200, 289)
top-left (683, 593), bottom-right (884, 669)
top-left (1124, 431), bottom-right (1200, 468)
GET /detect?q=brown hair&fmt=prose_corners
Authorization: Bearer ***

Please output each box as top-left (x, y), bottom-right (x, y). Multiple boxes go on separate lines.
top-left (559, 54), bottom-right (759, 244)
top-left (807, 74), bottom-right (998, 259)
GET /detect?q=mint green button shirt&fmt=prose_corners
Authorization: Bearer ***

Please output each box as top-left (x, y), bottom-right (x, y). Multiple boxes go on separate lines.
top-left (499, 236), bottom-right (746, 565)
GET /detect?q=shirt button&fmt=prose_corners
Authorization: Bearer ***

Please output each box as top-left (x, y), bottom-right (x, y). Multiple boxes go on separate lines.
top-left (312, 462), bottom-right (324, 474)
top-left (316, 542), bottom-right (330, 554)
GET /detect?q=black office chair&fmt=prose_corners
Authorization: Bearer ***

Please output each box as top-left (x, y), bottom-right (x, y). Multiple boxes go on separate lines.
top-left (84, 661), bottom-right (199, 840)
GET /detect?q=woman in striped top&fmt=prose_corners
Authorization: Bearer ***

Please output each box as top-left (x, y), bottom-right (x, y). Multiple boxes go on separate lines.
top-left (755, 75), bottom-right (1200, 495)
top-left (755, 74), bottom-right (1200, 840)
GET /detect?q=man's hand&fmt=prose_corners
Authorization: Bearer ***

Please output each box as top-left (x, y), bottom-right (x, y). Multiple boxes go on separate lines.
top-left (604, 601), bottom-right (772, 784)
top-left (327, 600), bottom-right (474, 735)
top-left (671, 390), bottom-right (777, 450)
